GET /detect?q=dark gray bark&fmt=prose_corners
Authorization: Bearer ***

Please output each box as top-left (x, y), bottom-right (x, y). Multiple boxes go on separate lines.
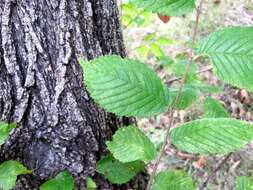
top-left (0, 0), bottom-right (147, 189)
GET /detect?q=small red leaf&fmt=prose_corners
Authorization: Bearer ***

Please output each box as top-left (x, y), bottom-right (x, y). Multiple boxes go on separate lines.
top-left (158, 14), bottom-right (171, 23)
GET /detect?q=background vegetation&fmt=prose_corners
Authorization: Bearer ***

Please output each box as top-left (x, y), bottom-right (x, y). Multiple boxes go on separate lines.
top-left (121, 0), bottom-right (253, 189)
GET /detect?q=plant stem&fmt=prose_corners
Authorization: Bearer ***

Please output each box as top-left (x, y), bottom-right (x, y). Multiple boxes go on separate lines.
top-left (146, 1), bottom-right (205, 189)
top-left (166, 65), bottom-right (213, 84)
top-left (198, 153), bottom-right (233, 190)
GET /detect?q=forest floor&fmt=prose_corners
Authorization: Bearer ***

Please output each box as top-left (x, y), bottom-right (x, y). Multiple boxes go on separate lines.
top-left (121, 0), bottom-right (253, 189)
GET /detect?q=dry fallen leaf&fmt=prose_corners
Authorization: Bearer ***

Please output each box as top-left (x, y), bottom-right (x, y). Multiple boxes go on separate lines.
top-left (194, 156), bottom-right (207, 169)
top-left (238, 89), bottom-right (252, 105)
top-left (157, 14), bottom-right (171, 23)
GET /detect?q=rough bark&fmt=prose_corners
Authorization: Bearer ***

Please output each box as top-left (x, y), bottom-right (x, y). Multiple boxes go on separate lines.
top-left (0, 0), bottom-right (147, 189)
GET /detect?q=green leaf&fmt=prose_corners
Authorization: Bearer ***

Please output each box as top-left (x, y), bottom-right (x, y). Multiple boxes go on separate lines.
top-left (169, 87), bottom-right (199, 110)
top-left (121, 3), bottom-right (152, 27)
top-left (131, 0), bottom-right (196, 17)
top-left (152, 170), bottom-right (196, 190)
top-left (156, 37), bottom-right (174, 46)
top-left (40, 171), bottom-right (74, 190)
top-left (136, 45), bottom-right (150, 59)
top-left (106, 125), bottom-right (157, 162)
top-left (157, 56), bottom-right (175, 67)
top-left (144, 32), bottom-right (156, 41)
top-left (0, 122), bottom-right (16, 146)
top-left (198, 27), bottom-right (253, 92)
top-left (235, 176), bottom-right (253, 190)
top-left (189, 81), bottom-right (222, 93)
top-left (121, 14), bottom-right (133, 26)
top-left (86, 177), bottom-right (97, 190)
top-left (204, 97), bottom-right (229, 118)
top-left (121, 3), bottom-right (136, 13)
top-left (150, 43), bottom-right (165, 57)
top-left (169, 60), bottom-right (198, 83)
top-left (170, 118), bottom-right (253, 154)
top-left (80, 55), bottom-right (170, 118)
top-left (96, 155), bottom-right (144, 184)
top-left (0, 160), bottom-right (31, 190)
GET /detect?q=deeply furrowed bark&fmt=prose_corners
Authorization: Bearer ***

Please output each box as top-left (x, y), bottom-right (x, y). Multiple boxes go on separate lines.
top-left (0, 0), bottom-right (147, 189)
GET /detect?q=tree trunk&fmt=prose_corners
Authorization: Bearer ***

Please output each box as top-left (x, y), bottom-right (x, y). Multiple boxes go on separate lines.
top-left (0, 0), bottom-right (147, 189)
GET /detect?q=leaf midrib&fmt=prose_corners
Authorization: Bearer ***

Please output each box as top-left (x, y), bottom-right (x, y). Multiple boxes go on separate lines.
top-left (92, 66), bottom-right (164, 103)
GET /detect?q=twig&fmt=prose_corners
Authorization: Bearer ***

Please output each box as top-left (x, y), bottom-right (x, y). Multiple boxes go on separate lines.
top-left (198, 153), bottom-right (233, 190)
top-left (146, 1), bottom-right (205, 190)
top-left (124, 9), bottom-right (147, 28)
top-left (166, 65), bottom-right (213, 84)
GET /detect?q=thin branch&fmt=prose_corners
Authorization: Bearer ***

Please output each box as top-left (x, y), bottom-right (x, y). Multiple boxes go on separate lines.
top-left (146, 1), bottom-right (205, 190)
top-left (166, 65), bottom-right (213, 84)
top-left (198, 153), bottom-right (233, 190)
top-left (124, 9), bottom-right (147, 28)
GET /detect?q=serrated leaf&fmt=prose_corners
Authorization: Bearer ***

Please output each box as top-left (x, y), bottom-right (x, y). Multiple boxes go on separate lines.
top-left (0, 122), bottom-right (16, 146)
top-left (152, 170), bottom-right (196, 190)
top-left (235, 176), bottom-right (253, 190)
top-left (198, 27), bottom-right (253, 92)
top-left (0, 161), bottom-right (31, 190)
top-left (169, 87), bottom-right (199, 110)
top-left (96, 155), bottom-right (144, 184)
top-left (86, 177), bottom-right (97, 190)
top-left (170, 118), bottom-right (253, 154)
top-left (131, 0), bottom-right (196, 17)
top-left (40, 171), bottom-right (74, 190)
top-left (80, 55), bottom-right (169, 118)
top-left (204, 97), bottom-right (229, 118)
top-left (106, 125), bottom-right (157, 162)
